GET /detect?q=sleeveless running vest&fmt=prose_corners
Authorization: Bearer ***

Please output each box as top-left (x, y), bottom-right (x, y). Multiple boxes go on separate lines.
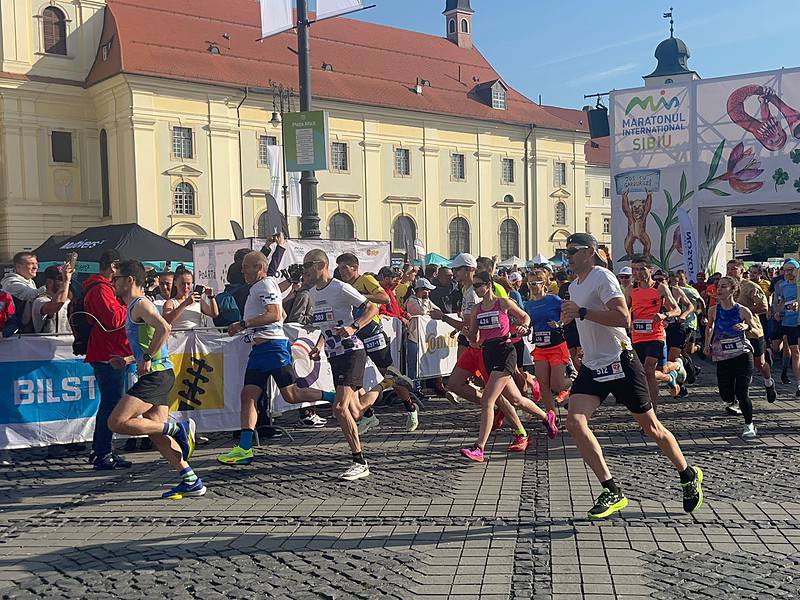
top-left (630, 286), bottom-right (665, 343)
top-left (711, 302), bottom-right (750, 361)
top-left (126, 297), bottom-right (173, 371)
top-left (475, 299), bottom-right (510, 343)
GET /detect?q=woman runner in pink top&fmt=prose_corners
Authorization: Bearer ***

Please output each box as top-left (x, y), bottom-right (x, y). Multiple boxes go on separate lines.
top-left (461, 272), bottom-right (558, 462)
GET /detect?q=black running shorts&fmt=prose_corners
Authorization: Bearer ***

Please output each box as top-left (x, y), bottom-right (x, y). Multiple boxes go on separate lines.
top-left (634, 340), bottom-right (665, 364)
top-left (127, 369), bottom-right (175, 407)
top-left (328, 350), bottom-right (367, 389)
top-left (750, 335), bottom-right (766, 358)
top-left (570, 350), bottom-right (651, 414)
top-left (482, 339), bottom-right (517, 374)
top-left (666, 322), bottom-right (690, 349)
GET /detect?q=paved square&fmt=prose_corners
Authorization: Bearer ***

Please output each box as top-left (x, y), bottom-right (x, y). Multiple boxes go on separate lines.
top-left (2, 366), bottom-right (800, 599)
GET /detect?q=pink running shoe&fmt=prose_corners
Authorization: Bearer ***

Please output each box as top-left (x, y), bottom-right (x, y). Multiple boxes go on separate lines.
top-left (530, 378), bottom-right (542, 402)
top-left (545, 410), bottom-right (559, 440)
top-left (460, 446), bottom-right (485, 462)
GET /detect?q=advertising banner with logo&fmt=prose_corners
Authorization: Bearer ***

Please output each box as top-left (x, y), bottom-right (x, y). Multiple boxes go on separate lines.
top-left (611, 66), bottom-right (800, 276)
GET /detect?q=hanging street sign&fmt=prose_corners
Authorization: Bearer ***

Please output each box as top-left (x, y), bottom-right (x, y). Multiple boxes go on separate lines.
top-left (282, 110), bottom-right (330, 172)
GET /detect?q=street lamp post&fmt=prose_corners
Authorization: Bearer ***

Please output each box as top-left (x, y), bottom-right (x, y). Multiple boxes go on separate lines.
top-left (296, 0), bottom-right (321, 239)
top-left (269, 80), bottom-right (294, 223)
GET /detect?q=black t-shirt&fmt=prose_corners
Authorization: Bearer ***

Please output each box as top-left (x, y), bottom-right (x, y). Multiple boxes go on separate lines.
top-left (558, 282), bottom-right (571, 300)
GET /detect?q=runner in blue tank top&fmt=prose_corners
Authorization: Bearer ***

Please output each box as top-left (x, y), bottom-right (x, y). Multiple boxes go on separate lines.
top-left (106, 259), bottom-right (206, 500)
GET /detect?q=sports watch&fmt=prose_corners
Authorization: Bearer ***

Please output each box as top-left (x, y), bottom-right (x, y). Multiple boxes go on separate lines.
top-left (238, 319), bottom-right (247, 330)
top-left (142, 353), bottom-right (152, 363)
top-left (578, 307), bottom-right (588, 321)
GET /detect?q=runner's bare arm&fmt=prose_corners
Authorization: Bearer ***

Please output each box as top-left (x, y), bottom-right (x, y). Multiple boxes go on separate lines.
top-left (659, 283), bottom-right (680, 317)
top-left (502, 298), bottom-right (531, 332)
top-left (562, 297), bottom-right (630, 329)
top-left (675, 287), bottom-right (694, 321)
top-left (704, 305), bottom-right (717, 352)
top-left (736, 305), bottom-right (758, 332)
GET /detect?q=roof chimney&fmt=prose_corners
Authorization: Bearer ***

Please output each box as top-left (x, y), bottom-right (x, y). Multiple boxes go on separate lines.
top-left (443, 0), bottom-right (473, 49)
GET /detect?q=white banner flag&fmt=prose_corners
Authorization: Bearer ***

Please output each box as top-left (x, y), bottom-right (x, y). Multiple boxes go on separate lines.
top-left (267, 146), bottom-right (301, 217)
top-left (260, 0), bottom-right (294, 39)
top-left (317, 0), bottom-right (364, 20)
top-left (677, 208), bottom-right (699, 283)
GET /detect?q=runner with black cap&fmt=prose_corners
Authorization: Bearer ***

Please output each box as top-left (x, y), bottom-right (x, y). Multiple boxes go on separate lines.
top-left (562, 233), bottom-right (703, 519)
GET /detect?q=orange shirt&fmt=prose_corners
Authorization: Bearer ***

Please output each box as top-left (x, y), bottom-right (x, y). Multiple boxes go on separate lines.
top-left (706, 283), bottom-right (718, 307)
top-left (630, 286), bottom-right (666, 343)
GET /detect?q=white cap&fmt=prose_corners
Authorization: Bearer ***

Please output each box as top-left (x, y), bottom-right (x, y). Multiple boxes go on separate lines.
top-left (618, 266), bottom-right (633, 276)
top-left (450, 253), bottom-right (477, 269)
top-left (414, 277), bottom-right (436, 290)
top-left (508, 272), bottom-right (522, 283)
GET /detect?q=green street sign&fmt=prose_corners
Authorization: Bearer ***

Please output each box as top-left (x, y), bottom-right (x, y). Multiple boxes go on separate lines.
top-left (282, 110), bottom-right (330, 172)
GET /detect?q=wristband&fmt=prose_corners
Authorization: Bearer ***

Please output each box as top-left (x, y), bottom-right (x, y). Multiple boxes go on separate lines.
top-left (351, 320), bottom-right (361, 331)
top-left (142, 353), bottom-right (152, 363)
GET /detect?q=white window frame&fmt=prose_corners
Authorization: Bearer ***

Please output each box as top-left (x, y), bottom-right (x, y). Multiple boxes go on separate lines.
top-left (603, 216), bottom-right (611, 235)
top-left (331, 141), bottom-right (349, 173)
top-left (492, 86), bottom-right (507, 110)
top-left (171, 126), bottom-right (194, 161)
top-left (394, 147), bottom-right (411, 177)
top-left (258, 135), bottom-right (277, 167)
top-left (451, 152), bottom-right (466, 181)
top-left (553, 161), bottom-right (567, 187)
top-left (603, 182), bottom-right (611, 199)
top-left (501, 158), bottom-right (514, 184)
top-left (555, 201), bottom-right (567, 226)
top-left (172, 181), bottom-right (198, 216)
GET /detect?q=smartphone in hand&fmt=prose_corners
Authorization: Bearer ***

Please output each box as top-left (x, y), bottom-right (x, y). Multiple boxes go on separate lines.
top-left (65, 252), bottom-right (78, 270)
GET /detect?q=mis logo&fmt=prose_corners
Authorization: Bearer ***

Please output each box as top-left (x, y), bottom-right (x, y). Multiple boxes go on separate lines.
top-left (625, 91), bottom-right (681, 115)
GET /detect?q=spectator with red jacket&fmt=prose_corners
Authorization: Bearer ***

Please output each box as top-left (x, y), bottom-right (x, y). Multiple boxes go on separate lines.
top-left (377, 266), bottom-right (408, 323)
top-left (0, 290), bottom-right (17, 337)
top-left (83, 250), bottom-right (133, 470)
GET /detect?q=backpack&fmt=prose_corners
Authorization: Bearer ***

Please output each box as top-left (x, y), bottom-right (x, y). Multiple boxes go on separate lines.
top-left (213, 284), bottom-right (247, 327)
top-left (70, 280), bottom-right (111, 356)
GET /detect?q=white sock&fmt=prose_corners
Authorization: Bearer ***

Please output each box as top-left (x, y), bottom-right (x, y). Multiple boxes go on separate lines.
top-left (765, 378), bottom-right (774, 387)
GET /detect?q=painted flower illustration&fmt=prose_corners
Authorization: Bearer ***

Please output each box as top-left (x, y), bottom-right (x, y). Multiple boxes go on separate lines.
top-left (774, 168), bottom-right (789, 191)
top-left (672, 225), bottom-right (683, 255)
top-left (719, 142), bottom-right (764, 193)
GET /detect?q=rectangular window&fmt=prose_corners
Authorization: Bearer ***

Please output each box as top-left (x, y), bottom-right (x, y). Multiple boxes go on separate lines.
top-left (501, 158), bottom-right (514, 184)
top-left (492, 87), bottom-right (507, 110)
top-left (51, 131), bottom-right (73, 163)
top-left (172, 127), bottom-right (193, 160)
top-left (394, 148), bottom-right (410, 176)
top-left (603, 182), bottom-right (611, 198)
top-left (331, 142), bottom-right (348, 172)
top-left (585, 179), bottom-right (591, 197)
top-left (554, 161), bottom-right (566, 187)
top-left (259, 135), bottom-right (277, 166)
top-left (451, 153), bottom-right (466, 180)
top-left (585, 216), bottom-right (591, 233)
top-left (603, 217), bottom-right (611, 235)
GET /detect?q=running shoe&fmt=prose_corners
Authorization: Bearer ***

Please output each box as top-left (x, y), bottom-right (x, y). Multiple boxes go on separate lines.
top-left (741, 423), bottom-right (758, 439)
top-left (444, 391), bottom-right (460, 404)
top-left (170, 419), bottom-right (196, 461)
top-left (529, 378), bottom-right (542, 402)
top-left (340, 462), bottom-right (370, 481)
top-left (675, 359), bottom-right (687, 385)
top-left (161, 478), bottom-right (207, 500)
top-left (766, 383), bottom-right (777, 404)
top-left (667, 370), bottom-right (680, 397)
top-left (544, 410), bottom-right (559, 440)
top-left (386, 367), bottom-right (415, 392)
top-left (681, 466), bottom-right (704, 513)
top-left (725, 402), bottom-right (742, 416)
top-left (491, 411), bottom-right (505, 432)
top-left (795, 386), bottom-right (800, 399)
top-left (781, 368), bottom-right (790, 384)
top-left (298, 414), bottom-right (327, 428)
top-left (678, 385), bottom-right (689, 398)
top-left (357, 413), bottom-right (380, 435)
top-left (507, 434), bottom-right (529, 453)
top-left (405, 405), bottom-right (419, 432)
top-left (460, 446), bottom-right (485, 462)
top-left (93, 452), bottom-right (132, 471)
top-left (217, 446), bottom-right (254, 465)
top-left (555, 390), bottom-right (570, 404)
top-left (587, 488), bottom-right (628, 520)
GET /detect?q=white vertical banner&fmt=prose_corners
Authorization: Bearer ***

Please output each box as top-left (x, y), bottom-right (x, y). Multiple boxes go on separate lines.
top-left (676, 208), bottom-right (699, 283)
top-left (287, 171), bottom-right (302, 217)
top-left (260, 0), bottom-right (294, 39)
top-left (316, 0), bottom-right (364, 20)
top-left (267, 146), bottom-right (301, 217)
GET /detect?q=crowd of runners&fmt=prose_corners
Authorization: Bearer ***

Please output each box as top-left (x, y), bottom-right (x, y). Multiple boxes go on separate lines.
top-left (21, 231), bottom-right (800, 519)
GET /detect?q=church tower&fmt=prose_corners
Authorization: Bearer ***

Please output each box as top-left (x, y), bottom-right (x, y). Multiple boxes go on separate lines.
top-left (643, 10), bottom-right (699, 88)
top-left (444, 0), bottom-right (473, 49)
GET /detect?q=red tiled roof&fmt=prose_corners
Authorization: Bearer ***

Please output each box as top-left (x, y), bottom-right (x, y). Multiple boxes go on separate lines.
top-left (584, 136), bottom-right (610, 166)
top-left (86, 0), bottom-right (588, 132)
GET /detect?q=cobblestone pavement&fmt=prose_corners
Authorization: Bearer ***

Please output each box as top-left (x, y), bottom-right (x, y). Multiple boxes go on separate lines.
top-left (3, 362), bottom-right (800, 599)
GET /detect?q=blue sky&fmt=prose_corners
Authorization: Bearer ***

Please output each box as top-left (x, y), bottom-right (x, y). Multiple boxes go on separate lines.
top-left (352, 0), bottom-right (798, 109)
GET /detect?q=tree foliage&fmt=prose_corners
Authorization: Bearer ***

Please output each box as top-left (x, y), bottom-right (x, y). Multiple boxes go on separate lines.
top-left (747, 226), bottom-right (800, 257)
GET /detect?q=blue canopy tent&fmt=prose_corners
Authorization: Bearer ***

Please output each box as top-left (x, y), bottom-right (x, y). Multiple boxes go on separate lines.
top-left (413, 252), bottom-right (452, 267)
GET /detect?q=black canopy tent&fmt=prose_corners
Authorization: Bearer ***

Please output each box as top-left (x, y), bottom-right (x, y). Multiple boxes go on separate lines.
top-left (33, 223), bottom-right (192, 273)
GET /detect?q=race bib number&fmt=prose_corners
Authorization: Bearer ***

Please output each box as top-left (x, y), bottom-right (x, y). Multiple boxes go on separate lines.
top-left (312, 308), bottom-right (334, 326)
top-left (534, 331), bottom-right (551, 346)
top-left (721, 337), bottom-right (743, 352)
top-left (363, 332), bottom-right (387, 352)
top-left (633, 319), bottom-right (654, 333)
top-left (477, 310), bottom-right (500, 330)
top-left (592, 361), bottom-right (626, 382)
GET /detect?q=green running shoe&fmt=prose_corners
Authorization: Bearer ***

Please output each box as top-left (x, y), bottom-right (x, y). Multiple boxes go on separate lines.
top-left (587, 488), bottom-right (629, 520)
top-left (682, 466), bottom-right (704, 513)
top-left (217, 446), bottom-right (254, 465)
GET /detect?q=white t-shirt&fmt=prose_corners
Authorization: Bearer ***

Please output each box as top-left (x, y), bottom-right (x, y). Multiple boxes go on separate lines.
top-left (461, 285), bottom-right (479, 317)
top-left (167, 301), bottom-right (205, 330)
top-left (243, 277), bottom-right (287, 340)
top-left (568, 267), bottom-right (632, 370)
top-left (32, 294), bottom-right (71, 334)
top-left (308, 278), bottom-right (367, 356)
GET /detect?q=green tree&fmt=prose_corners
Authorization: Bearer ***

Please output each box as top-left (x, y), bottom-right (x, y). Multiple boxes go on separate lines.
top-left (747, 225), bottom-right (800, 257)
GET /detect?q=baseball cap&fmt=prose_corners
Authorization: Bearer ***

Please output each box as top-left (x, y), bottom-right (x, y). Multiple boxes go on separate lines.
top-left (378, 266), bottom-right (401, 279)
top-left (414, 277), bottom-right (436, 290)
top-left (451, 253), bottom-right (477, 269)
top-left (565, 232), bottom-right (597, 247)
top-left (99, 249), bottom-right (122, 267)
top-left (618, 266), bottom-right (633, 276)
top-left (508, 272), bottom-right (522, 283)
top-left (44, 265), bottom-right (65, 280)
top-left (785, 259), bottom-right (800, 268)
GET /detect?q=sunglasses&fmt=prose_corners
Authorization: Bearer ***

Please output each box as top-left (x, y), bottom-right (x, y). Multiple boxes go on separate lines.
top-left (302, 260), bottom-right (323, 269)
top-left (566, 246), bottom-right (590, 256)
top-left (618, 275), bottom-right (631, 279)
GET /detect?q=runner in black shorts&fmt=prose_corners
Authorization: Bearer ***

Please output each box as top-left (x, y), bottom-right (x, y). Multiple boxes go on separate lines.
top-left (560, 233), bottom-right (703, 520)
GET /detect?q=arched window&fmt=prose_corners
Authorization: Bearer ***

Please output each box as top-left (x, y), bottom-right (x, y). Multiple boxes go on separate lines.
top-left (392, 215), bottom-right (416, 255)
top-left (461, 18), bottom-right (469, 33)
top-left (99, 129), bottom-right (110, 217)
top-left (329, 212), bottom-right (354, 240)
top-left (500, 219), bottom-right (519, 261)
top-left (504, 194), bottom-right (514, 203)
top-left (43, 7), bottom-right (67, 56)
top-left (555, 201), bottom-right (566, 226)
top-left (173, 182), bottom-right (196, 215)
top-left (448, 19), bottom-right (456, 34)
top-left (449, 217), bottom-right (470, 257)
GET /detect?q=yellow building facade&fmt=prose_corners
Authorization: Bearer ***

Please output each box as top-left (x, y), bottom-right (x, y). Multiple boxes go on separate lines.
top-left (0, 0), bottom-right (610, 262)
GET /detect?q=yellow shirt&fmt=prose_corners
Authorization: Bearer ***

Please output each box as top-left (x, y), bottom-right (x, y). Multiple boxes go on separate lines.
top-left (548, 281), bottom-right (559, 294)
top-left (353, 274), bottom-right (383, 324)
top-left (493, 282), bottom-right (508, 298)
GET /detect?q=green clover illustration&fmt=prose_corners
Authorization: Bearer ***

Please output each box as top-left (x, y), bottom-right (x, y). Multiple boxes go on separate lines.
top-left (791, 149), bottom-right (800, 164)
top-left (774, 168), bottom-right (789, 191)
top-left (794, 177), bottom-right (800, 193)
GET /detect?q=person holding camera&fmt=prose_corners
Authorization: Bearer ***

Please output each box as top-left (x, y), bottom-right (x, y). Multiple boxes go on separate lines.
top-left (162, 270), bottom-right (219, 329)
